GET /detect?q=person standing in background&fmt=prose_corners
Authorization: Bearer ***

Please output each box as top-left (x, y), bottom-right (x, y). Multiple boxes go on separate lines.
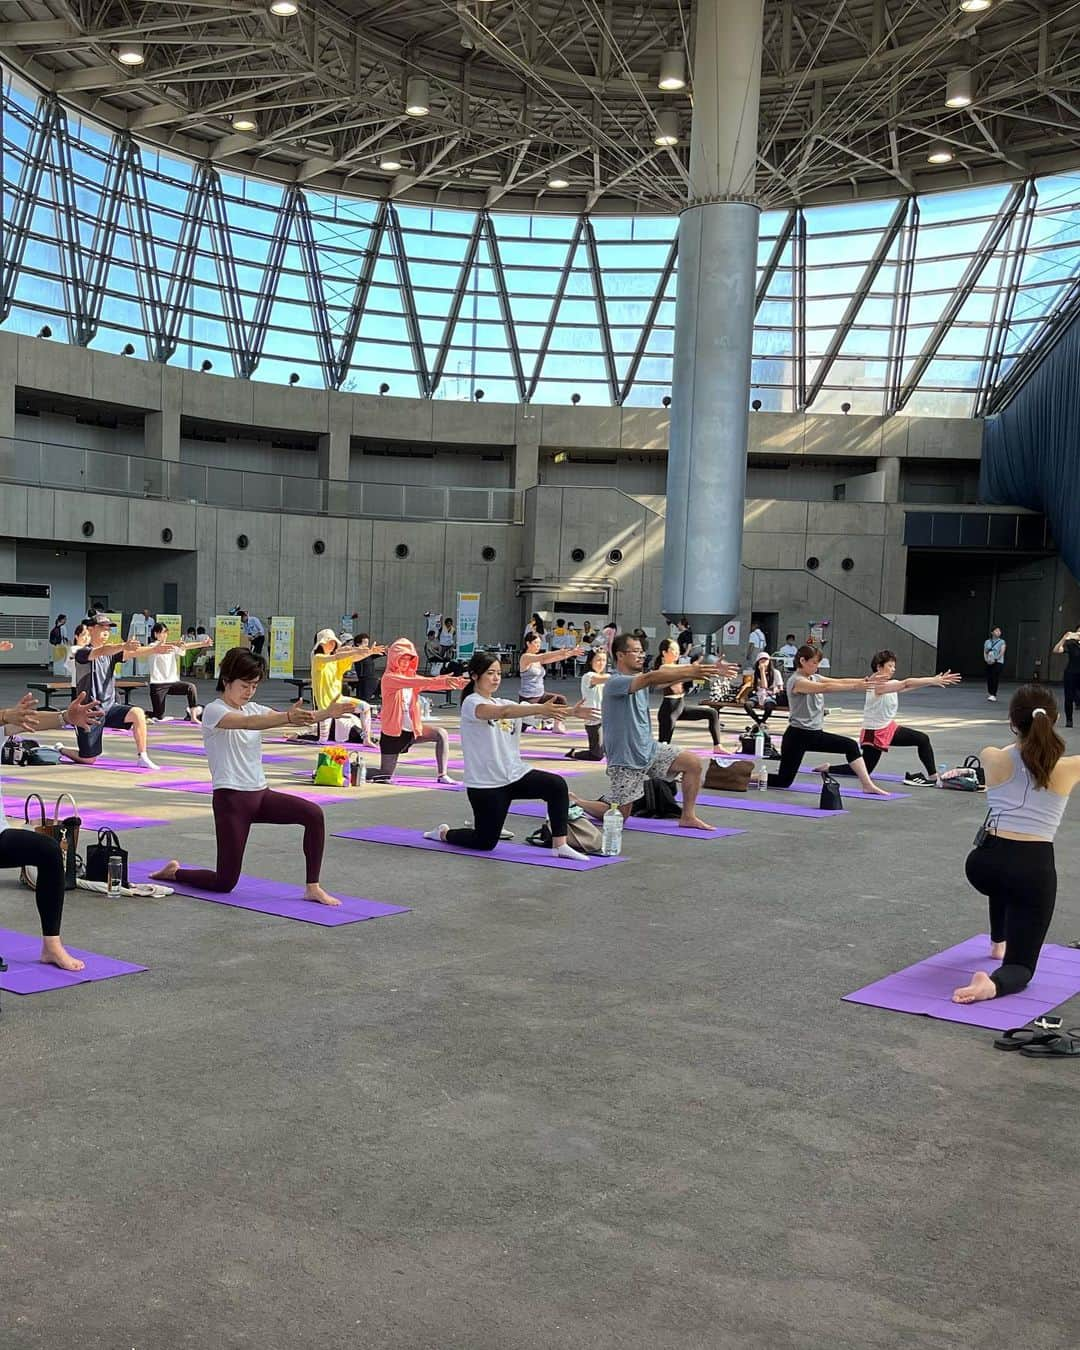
top-left (746, 623), bottom-right (768, 665)
top-left (984, 625), bottom-right (1007, 702)
top-left (777, 634), bottom-right (799, 669)
top-left (1053, 626), bottom-right (1080, 729)
top-left (676, 620), bottom-right (694, 657)
top-left (240, 610), bottom-right (266, 656)
top-left (49, 614), bottom-right (68, 648)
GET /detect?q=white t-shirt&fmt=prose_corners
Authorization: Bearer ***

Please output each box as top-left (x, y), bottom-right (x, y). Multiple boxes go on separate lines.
top-left (459, 693), bottom-right (528, 789)
top-left (862, 689), bottom-right (899, 731)
top-left (580, 671), bottom-right (604, 711)
top-left (201, 698), bottom-right (270, 791)
top-left (401, 688), bottom-right (414, 732)
top-left (148, 646), bottom-right (182, 685)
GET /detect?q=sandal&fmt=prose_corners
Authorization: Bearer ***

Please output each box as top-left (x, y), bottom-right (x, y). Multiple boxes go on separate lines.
top-left (1019, 1035), bottom-right (1080, 1058)
top-left (993, 1028), bottom-right (1060, 1052)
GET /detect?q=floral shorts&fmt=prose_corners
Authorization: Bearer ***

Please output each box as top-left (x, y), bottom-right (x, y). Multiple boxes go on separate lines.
top-left (605, 743), bottom-right (682, 806)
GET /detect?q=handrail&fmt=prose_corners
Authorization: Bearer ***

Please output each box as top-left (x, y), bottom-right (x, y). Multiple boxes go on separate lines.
top-left (0, 434), bottom-right (522, 524)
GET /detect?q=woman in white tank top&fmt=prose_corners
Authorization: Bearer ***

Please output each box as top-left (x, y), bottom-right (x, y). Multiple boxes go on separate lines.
top-left (953, 685), bottom-right (1080, 1011)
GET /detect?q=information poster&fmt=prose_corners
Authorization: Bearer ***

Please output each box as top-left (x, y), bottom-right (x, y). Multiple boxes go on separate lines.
top-left (156, 613), bottom-right (182, 640)
top-left (214, 614), bottom-right (243, 669)
top-left (456, 592), bottom-right (480, 661)
top-left (269, 616), bottom-right (295, 679)
top-left (720, 620), bottom-right (740, 651)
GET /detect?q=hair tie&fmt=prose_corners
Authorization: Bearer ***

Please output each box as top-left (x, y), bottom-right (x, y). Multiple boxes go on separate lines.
top-left (1032, 707), bottom-right (1047, 718)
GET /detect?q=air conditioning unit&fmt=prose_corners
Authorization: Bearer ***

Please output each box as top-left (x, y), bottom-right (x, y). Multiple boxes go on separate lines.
top-left (0, 581), bottom-right (51, 666)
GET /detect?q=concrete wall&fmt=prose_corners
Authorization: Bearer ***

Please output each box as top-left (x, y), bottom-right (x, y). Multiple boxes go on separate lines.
top-left (16, 547), bottom-right (87, 629)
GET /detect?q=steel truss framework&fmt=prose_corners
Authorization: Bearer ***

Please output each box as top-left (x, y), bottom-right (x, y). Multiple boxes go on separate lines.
top-left (3, 79), bottom-right (1080, 414)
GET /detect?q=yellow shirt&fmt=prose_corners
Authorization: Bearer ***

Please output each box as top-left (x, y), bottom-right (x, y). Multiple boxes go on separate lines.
top-left (312, 653), bottom-right (354, 709)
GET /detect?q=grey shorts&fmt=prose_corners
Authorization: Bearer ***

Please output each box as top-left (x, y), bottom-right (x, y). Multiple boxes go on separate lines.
top-left (605, 743), bottom-right (682, 806)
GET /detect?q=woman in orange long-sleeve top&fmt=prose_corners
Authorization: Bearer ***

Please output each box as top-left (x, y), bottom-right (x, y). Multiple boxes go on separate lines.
top-left (374, 637), bottom-right (466, 783)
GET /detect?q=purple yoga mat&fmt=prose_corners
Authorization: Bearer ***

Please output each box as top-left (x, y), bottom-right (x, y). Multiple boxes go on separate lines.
top-left (723, 752), bottom-right (907, 785)
top-left (777, 780), bottom-right (909, 801)
top-left (386, 776), bottom-right (466, 791)
top-left (696, 791), bottom-right (845, 818)
top-left (843, 935), bottom-right (1080, 1031)
top-left (0, 926), bottom-right (147, 994)
top-left (368, 758), bottom-right (583, 776)
top-left (333, 825), bottom-right (625, 870)
top-left (161, 743), bottom-right (302, 765)
top-left (128, 861), bottom-right (408, 926)
top-left (505, 801), bottom-right (745, 840)
top-left (78, 757), bottom-right (186, 773)
top-left (12, 799), bottom-right (169, 831)
top-left (145, 780), bottom-right (358, 804)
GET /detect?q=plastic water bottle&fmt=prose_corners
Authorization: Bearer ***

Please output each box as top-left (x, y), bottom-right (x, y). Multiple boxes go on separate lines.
top-left (753, 728), bottom-right (765, 760)
top-left (751, 759), bottom-right (769, 792)
top-left (358, 758), bottom-right (367, 785)
top-left (601, 805), bottom-right (624, 856)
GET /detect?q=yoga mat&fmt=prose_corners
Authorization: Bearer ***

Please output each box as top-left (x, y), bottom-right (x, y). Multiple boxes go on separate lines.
top-left (696, 791), bottom-right (845, 817)
top-left (0, 926), bottom-right (147, 994)
top-left (363, 758), bottom-right (583, 776)
top-left (128, 861), bottom-right (409, 927)
top-left (145, 780), bottom-right (358, 805)
top-left (723, 752), bottom-right (907, 784)
top-left (161, 743), bottom-right (302, 765)
top-left (385, 776), bottom-right (467, 791)
top-left (505, 802), bottom-right (745, 840)
top-left (520, 747), bottom-right (588, 761)
top-left (332, 825), bottom-right (624, 870)
top-left (12, 800), bottom-right (170, 831)
top-left (843, 935), bottom-right (1080, 1031)
top-left (777, 780), bottom-right (909, 801)
top-left (75, 757), bottom-right (186, 774)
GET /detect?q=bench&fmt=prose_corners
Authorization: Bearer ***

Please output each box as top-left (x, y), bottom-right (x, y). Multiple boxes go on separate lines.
top-left (284, 675), bottom-right (366, 705)
top-left (27, 677), bottom-right (148, 710)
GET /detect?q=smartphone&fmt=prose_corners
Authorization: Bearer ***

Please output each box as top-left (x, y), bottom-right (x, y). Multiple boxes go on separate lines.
top-left (1034, 1015), bottom-right (1062, 1031)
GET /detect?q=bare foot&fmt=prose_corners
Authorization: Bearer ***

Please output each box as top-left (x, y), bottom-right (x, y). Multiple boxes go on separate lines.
top-left (40, 938), bottom-right (85, 972)
top-left (990, 940), bottom-right (1006, 960)
top-left (863, 784), bottom-right (893, 797)
top-left (150, 859), bottom-right (180, 881)
top-left (304, 884), bottom-right (342, 907)
top-left (811, 764), bottom-right (828, 775)
top-left (952, 970), bottom-right (997, 1004)
top-left (679, 813), bottom-right (714, 831)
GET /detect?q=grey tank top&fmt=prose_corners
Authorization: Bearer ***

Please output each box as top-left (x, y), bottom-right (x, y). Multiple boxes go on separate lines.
top-left (520, 659), bottom-right (544, 699)
top-left (986, 746), bottom-right (1069, 841)
top-left (786, 671), bottom-right (825, 730)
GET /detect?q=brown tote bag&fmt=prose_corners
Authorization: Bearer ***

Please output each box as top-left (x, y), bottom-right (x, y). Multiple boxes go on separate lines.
top-left (20, 792), bottom-right (82, 890)
top-left (703, 759), bottom-right (753, 793)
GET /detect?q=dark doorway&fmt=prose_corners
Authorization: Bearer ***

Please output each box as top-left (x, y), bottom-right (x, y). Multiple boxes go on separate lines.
top-left (162, 582), bottom-right (179, 613)
top-left (751, 611), bottom-right (778, 653)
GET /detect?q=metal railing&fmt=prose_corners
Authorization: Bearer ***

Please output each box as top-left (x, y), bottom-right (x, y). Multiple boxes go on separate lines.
top-left (0, 436), bottom-right (522, 524)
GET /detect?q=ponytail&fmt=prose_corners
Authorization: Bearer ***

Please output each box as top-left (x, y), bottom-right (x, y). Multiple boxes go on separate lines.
top-left (1009, 684), bottom-right (1065, 788)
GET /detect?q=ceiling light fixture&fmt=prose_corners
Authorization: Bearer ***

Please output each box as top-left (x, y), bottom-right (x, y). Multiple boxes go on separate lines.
top-left (654, 109), bottom-right (680, 147)
top-left (658, 49), bottom-right (686, 91)
top-left (115, 40), bottom-right (145, 66)
top-left (268, 0), bottom-right (299, 15)
top-left (379, 153), bottom-right (403, 172)
top-left (959, 0), bottom-right (991, 12)
top-left (927, 142), bottom-right (954, 164)
top-left (945, 68), bottom-right (974, 108)
top-left (547, 173), bottom-right (570, 189)
top-left (232, 113), bottom-right (258, 133)
top-left (405, 76), bottom-right (430, 117)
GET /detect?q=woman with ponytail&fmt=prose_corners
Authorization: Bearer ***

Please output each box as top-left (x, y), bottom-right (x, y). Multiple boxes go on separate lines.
top-left (953, 685), bottom-right (1080, 1005)
top-left (423, 651), bottom-right (598, 859)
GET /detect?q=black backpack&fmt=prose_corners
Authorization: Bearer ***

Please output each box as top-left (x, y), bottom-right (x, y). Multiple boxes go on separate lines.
top-left (631, 777), bottom-right (681, 819)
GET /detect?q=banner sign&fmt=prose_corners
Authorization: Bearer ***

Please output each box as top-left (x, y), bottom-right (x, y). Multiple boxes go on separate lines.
top-left (156, 613), bottom-right (183, 640)
top-left (455, 593), bottom-right (480, 661)
top-left (269, 616), bottom-right (295, 679)
top-left (214, 614), bottom-right (243, 669)
top-left (720, 620), bottom-right (740, 650)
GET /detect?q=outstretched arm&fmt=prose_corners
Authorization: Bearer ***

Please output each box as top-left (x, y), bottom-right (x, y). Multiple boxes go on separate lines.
top-left (473, 699), bottom-right (598, 723)
top-left (627, 659), bottom-right (738, 694)
top-left (870, 671), bottom-right (962, 694)
top-left (212, 700), bottom-right (315, 731)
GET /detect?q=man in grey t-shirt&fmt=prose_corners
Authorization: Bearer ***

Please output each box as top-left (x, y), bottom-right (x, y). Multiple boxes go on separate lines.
top-left (575, 632), bottom-right (738, 831)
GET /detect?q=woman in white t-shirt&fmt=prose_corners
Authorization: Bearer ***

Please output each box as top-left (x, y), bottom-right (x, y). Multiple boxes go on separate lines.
top-left (822, 649), bottom-right (961, 786)
top-left (150, 647), bottom-right (353, 904)
top-left (423, 651), bottom-right (598, 858)
top-left (147, 621), bottom-right (212, 721)
top-left (566, 646), bottom-right (608, 761)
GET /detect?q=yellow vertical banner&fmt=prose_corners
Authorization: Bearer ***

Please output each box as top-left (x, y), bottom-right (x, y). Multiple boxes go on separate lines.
top-left (155, 613), bottom-right (183, 639)
top-left (214, 614), bottom-right (243, 669)
top-left (269, 616), bottom-right (295, 678)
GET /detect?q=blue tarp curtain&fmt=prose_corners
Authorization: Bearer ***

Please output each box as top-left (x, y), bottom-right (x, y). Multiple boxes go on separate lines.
top-left (980, 314), bottom-right (1080, 580)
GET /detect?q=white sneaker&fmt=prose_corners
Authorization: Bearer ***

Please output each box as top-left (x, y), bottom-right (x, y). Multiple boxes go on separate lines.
top-left (423, 824), bottom-right (449, 841)
top-left (436, 773), bottom-right (457, 785)
top-left (137, 753), bottom-right (160, 770)
top-left (988, 695), bottom-right (997, 702)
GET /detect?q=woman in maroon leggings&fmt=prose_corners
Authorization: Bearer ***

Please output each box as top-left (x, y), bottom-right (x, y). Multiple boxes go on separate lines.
top-left (151, 647), bottom-right (352, 905)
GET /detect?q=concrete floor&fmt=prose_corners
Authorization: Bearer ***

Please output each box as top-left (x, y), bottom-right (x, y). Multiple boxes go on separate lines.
top-left (3, 673), bottom-right (1079, 1350)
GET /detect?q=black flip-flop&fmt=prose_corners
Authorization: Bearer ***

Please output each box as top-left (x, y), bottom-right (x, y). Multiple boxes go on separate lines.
top-left (1020, 1036), bottom-right (1080, 1058)
top-left (993, 1028), bottom-right (1060, 1052)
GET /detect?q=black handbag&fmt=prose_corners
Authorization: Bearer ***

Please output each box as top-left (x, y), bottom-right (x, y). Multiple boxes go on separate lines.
top-left (84, 828), bottom-right (129, 888)
top-left (2, 737), bottom-right (62, 767)
top-left (20, 792), bottom-right (81, 890)
top-left (963, 754), bottom-right (986, 787)
top-left (819, 773), bottom-right (844, 811)
top-left (739, 727), bottom-right (772, 756)
top-left (631, 777), bottom-right (682, 818)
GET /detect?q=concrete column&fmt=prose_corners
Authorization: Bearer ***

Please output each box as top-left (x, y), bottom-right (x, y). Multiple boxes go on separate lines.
top-left (876, 455), bottom-right (902, 503)
top-left (662, 0), bottom-right (764, 632)
top-left (320, 396), bottom-right (353, 515)
top-left (144, 367), bottom-right (181, 463)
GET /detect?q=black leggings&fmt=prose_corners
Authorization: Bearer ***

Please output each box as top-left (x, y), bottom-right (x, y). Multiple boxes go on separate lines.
top-left (986, 664), bottom-right (1002, 696)
top-left (769, 725), bottom-right (862, 789)
top-left (175, 788), bottom-right (324, 891)
top-left (568, 723), bottom-right (604, 760)
top-left (965, 836), bottom-right (1056, 996)
top-left (1064, 671), bottom-right (1079, 724)
top-left (446, 769), bottom-right (569, 851)
top-left (150, 680), bottom-right (199, 719)
top-left (0, 828), bottom-right (65, 936)
top-left (657, 696), bottom-right (721, 746)
top-left (828, 725), bottom-right (936, 779)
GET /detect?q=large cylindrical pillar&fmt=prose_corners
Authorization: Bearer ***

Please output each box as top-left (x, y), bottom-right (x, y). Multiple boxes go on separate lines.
top-left (662, 0), bottom-right (764, 634)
